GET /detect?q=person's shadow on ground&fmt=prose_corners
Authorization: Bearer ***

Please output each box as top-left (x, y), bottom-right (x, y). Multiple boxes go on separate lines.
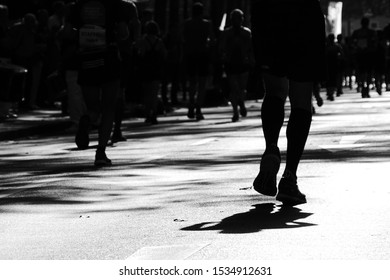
top-left (181, 203), bottom-right (316, 234)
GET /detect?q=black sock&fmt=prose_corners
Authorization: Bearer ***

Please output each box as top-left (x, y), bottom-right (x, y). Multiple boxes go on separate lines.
top-left (286, 108), bottom-right (312, 175)
top-left (261, 95), bottom-right (285, 147)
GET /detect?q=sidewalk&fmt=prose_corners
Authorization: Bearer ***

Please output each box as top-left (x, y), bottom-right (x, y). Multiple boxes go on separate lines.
top-left (0, 108), bottom-right (72, 141)
top-left (0, 103), bottom-right (158, 141)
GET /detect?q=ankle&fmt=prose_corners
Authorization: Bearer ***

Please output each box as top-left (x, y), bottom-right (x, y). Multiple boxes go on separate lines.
top-left (282, 169), bottom-right (297, 181)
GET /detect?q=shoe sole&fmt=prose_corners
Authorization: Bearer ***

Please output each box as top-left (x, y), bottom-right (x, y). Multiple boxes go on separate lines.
top-left (253, 154), bottom-right (280, 196)
top-left (94, 160), bottom-right (112, 167)
top-left (276, 193), bottom-right (307, 206)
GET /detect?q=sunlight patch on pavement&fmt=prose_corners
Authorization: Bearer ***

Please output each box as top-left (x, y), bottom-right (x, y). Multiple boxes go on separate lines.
top-left (339, 135), bottom-right (366, 144)
top-left (319, 135), bottom-right (367, 152)
top-left (190, 138), bottom-right (218, 146)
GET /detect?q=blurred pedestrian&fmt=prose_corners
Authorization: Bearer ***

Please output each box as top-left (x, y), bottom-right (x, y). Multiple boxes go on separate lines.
top-left (325, 33), bottom-right (343, 101)
top-left (113, 0), bottom-right (140, 143)
top-left (58, 2), bottom-right (87, 130)
top-left (219, 9), bottom-right (254, 122)
top-left (8, 13), bottom-right (45, 110)
top-left (251, 0), bottom-right (325, 205)
top-left (161, 24), bottom-right (182, 107)
top-left (73, 0), bottom-right (136, 166)
top-left (181, 2), bottom-right (215, 121)
top-left (373, 30), bottom-right (386, 95)
top-left (352, 17), bottom-right (376, 98)
top-left (135, 20), bottom-right (166, 125)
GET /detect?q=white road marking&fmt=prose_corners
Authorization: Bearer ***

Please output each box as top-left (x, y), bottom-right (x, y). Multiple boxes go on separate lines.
top-left (127, 243), bottom-right (210, 260)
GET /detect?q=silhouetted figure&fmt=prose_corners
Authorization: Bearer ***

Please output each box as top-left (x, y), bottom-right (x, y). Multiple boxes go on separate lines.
top-left (373, 30), bottom-right (386, 95)
top-left (161, 24), bottom-right (182, 107)
top-left (336, 34), bottom-right (346, 96)
top-left (352, 17), bottom-right (376, 98)
top-left (72, 0), bottom-right (135, 166)
top-left (8, 13), bottom-right (45, 110)
top-left (219, 9), bottom-right (254, 122)
top-left (251, 0), bottom-right (325, 205)
top-left (58, 2), bottom-right (87, 130)
top-left (337, 34), bottom-right (354, 90)
top-left (325, 34), bottom-right (343, 101)
top-left (382, 23), bottom-right (390, 91)
top-left (0, 4), bottom-right (13, 121)
top-left (181, 2), bottom-right (215, 121)
top-left (113, 0), bottom-right (140, 143)
top-left (135, 20), bottom-right (166, 125)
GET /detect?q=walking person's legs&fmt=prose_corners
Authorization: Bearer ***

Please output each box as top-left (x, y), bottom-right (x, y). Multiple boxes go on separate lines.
top-left (228, 74), bottom-right (240, 122)
top-left (237, 72), bottom-right (249, 117)
top-left (143, 80), bottom-right (160, 124)
top-left (253, 73), bottom-right (287, 196)
top-left (195, 76), bottom-right (207, 120)
top-left (112, 89), bottom-right (127, 143)
top-left (275, 80), bottom-right (313, 205)
top-left (187, 76), bottom-right (197, 119)
top-left (95, 79), bottom-right (120, 165)
top-left (75, 85), bottom-right (100, 150)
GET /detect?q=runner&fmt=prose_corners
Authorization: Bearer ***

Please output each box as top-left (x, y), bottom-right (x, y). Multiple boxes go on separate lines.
top-left (251, 0), bottom-right (325, 205)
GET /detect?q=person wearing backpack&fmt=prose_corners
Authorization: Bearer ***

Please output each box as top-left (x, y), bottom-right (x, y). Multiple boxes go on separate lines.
top-left (219, 9), bottom-right (254, 122)
top-left (135, 20), bottom-right (167, 125)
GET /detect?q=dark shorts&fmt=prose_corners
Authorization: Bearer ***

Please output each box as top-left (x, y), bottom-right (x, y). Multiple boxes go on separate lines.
top-left (184, 51), bottom-right (210, 77)
top-left (251, 0), bottom-right (325, 82)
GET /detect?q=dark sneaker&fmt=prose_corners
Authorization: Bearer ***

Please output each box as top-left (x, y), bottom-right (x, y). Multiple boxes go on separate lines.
top-left (316, 96), bottom-right (323, 107)
top-left (196, 112), bottom-right (205, 121)
top-left (111, 130), bottom-right (127, 143)
top-left (362, 87), bottom-right (370, 98)
top-left (187, 107), bottom-right (195, 119)
top-left (75, 115), bottom-right (90, 149)
top-left (239, 103), bottom-right (247, 117)
top-left (276, 170), bottom-right (306, 205)
top-left (232, 113), bottom-right (239, 122)
top-left (253, 145), bottom-right (281, 196)
top-left (94, 150), bottom-right (112, 167)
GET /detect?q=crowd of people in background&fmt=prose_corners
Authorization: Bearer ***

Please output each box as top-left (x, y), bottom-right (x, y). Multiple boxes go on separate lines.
top-left (1, 1), bottom-right (390, 163)
top-left (0, 1), bottom-right (257, 125)
top-left (325, 17), bottom-right (390, 101)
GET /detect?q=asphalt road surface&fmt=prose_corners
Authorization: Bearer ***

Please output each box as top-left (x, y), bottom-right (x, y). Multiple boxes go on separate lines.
top-left (1, 89), bottom-right (390, 260)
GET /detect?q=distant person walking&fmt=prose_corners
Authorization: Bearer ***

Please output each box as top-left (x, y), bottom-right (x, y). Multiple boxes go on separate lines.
top-left (181, 2), bottom-right (215, 121)
top-left (135, 20), bottom-right (166, 125)
top-left (325, 33), bottom-right (343, 101)
top-left (352, 17), bottom-right (376, 98)
top-left (72, 0), bottom-right (135, 166)
top-left (219, 9), bottom-right (254, 122)
top-left (251, 0), bottom-right (325, 205)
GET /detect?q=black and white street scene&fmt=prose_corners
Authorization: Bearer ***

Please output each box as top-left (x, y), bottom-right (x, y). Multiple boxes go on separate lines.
top-left (1, 0), bottom-right (390, 278)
